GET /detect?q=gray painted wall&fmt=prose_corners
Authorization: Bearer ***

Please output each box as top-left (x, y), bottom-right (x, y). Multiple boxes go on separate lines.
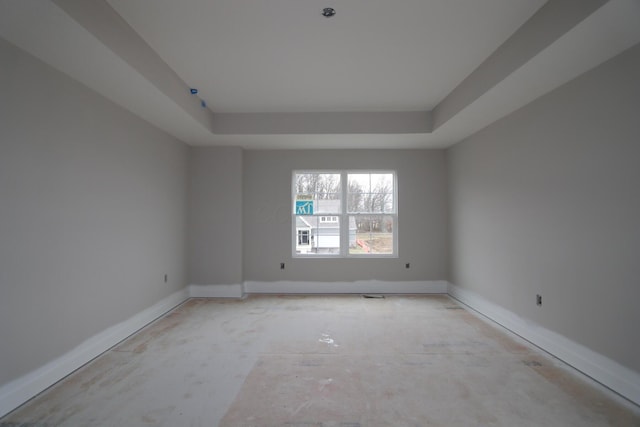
top-left (0, 38), bottom-right (189, 385)
top-left (188, 147), bottom-right (243, 285)
top-left (243, 149), bottom-right (448, 283)
top-left (447, 43), bottom-right (640, 372)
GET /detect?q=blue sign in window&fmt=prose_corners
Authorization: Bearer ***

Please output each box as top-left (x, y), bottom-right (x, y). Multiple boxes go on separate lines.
top-left (295, 200), bottom-right (313, 215)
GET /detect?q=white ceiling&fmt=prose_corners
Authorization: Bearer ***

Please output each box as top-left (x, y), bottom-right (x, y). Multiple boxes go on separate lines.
top-left (106, 0), bottom-right (544, 113)
top-left (1, 0), bottom-right (640, 149)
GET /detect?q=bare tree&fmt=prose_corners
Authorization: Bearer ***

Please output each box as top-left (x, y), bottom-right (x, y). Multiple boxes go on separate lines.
top-left (296, 173), bottom-right (393, 233)
top-left (318, 174), bottom-right (340, 199)
top-left (352, 175), bottom-right (392, 232)
top-left (296, 173), bottom-right (340, 199)
top-left (369, 179), bottom-right (392, 213)
top-left (296, 173), bottom-right (318, 194)
top-left (347, 180), bottom-right (363, 212)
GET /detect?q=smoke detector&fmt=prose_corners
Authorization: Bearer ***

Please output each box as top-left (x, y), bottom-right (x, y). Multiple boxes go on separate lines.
top-left (322, 8), bottom-right (336, 17)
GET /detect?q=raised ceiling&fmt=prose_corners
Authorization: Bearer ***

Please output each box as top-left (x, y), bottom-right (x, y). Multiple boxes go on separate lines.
top-left (1, 0), bottom-right (640, 149)
top-left (106, 0), bottom-right (544, 114)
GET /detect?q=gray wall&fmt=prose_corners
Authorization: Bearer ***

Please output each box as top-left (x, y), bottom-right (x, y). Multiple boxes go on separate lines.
top-left (243, 149), bottom-right (448, 283)
top-left (188, 147), bottom-right (243, 285)
top-left (447, 43), bottom-right (640, 372)
top-left (0, 38), bottom-right (189, 385)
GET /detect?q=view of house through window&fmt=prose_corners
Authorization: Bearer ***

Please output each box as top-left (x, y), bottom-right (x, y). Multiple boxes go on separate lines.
top-left (293, 171), bottom-right (396, 257)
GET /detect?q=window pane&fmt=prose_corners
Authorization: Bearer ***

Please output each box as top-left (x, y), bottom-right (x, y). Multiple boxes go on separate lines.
top-left (349, 215), bottom-right (394, 255)
top-left (294, 215), bottom-right (341, 255)
top-left (295, 173), bottom-right (341, 214)
top-left (347, 173), bottom-right (394, 213)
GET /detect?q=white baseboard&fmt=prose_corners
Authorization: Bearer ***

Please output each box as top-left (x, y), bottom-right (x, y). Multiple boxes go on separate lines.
top-left (188, 281), bottom-right (447, 297)
top-left (0, 288), bottom-right (190, 418)
top-left (188, 283), bottom-right (244, 298)
top-left (244, 280), bottom-right (448, 294)
top-left (447, 282), bottom-right (640, 407)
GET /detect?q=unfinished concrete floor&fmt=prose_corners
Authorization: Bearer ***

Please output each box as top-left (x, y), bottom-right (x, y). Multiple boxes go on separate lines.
top-left (2, 295), bottom-right (639, 426)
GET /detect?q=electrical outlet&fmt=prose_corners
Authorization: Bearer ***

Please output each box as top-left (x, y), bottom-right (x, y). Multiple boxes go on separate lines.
top-left (280, 262), bottom-right (285, 270)
top-left (405, 263), bottom-right (410, 269)
top-left (536, 294), bottom-right (542, 306)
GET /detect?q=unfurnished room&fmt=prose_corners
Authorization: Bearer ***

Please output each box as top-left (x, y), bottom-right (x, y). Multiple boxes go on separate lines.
top-left (1, 0), bottom-right (640, 425)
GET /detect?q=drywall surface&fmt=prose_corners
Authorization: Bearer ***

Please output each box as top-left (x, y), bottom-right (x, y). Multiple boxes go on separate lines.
top-left (243, 149), bottom-right (448, 283)
top-left (0, 38), bottom-right (189, 385)
top-left (188, 147), bottom-right (243, 285)
top-left (447, 43), bottom-right (640, 373)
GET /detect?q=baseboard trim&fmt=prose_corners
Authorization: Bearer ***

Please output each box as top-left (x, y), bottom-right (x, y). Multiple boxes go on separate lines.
top-left (0, 288), bottom-right (190, 418)
top-left (447, 282), bottom-right (640, 407)
top-left (244, 280), bottom-right (448, 294)
top-left (188, 283), bottom-right (244, 298)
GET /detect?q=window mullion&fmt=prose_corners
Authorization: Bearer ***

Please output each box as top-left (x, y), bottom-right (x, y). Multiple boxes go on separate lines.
top-left (340, 171), bottom-right (348, 256)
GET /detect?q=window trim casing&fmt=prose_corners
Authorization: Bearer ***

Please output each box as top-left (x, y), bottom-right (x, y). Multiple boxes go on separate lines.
top-left (292, 170), bottom-right (398, 258)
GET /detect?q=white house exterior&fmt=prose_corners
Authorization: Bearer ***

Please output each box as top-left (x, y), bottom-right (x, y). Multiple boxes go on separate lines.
top-left (295, 200), bottom-right (357, 255)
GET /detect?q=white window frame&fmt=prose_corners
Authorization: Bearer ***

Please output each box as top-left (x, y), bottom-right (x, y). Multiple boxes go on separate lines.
top-left (297, 229), bottom-right (310, 245)
top-left (292, 170), bottom-right (398, 258)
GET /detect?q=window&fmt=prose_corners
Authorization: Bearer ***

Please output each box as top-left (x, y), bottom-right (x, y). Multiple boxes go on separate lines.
top-left (293, 171), bottom-right (397, 257)
top-left (320, 216), bottom-right (338, 223)
top-left (297, 230), bottom-right (310, 245)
